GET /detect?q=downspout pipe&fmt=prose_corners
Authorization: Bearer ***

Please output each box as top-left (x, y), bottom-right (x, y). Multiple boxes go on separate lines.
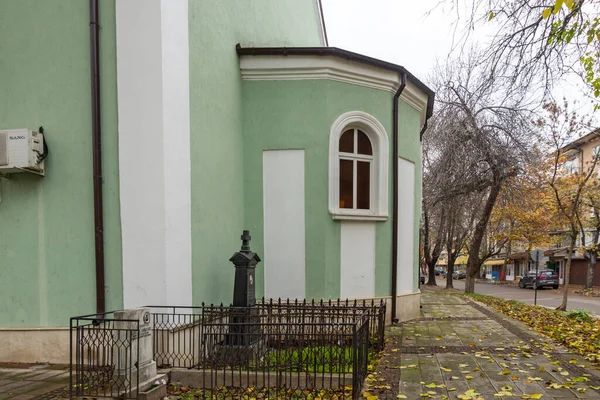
top-left (391, 73), bottom-right (407, 324)
top-left (89, 0), bottom-right (105, 315)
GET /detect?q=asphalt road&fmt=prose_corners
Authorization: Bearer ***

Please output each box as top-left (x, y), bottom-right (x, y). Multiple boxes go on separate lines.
top-left (444, 278), bottom-right (600, 315)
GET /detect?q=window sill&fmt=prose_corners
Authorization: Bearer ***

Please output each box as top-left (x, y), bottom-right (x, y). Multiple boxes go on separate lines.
top-left (331, 212), bottom-right (388, 222)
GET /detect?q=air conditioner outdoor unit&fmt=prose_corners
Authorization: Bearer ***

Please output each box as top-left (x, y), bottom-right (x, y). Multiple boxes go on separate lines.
top-left (0, 129), bottom-right (46, 176)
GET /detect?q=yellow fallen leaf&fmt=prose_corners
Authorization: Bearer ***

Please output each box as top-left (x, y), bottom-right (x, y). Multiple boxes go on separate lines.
top-left (560, 371), bottom-right (569, 376)
top-left (500, 369), bottom-right (511, 375)
top-left (465, 375), bottom-right (474, 380)
top-left (495, 391), bottom-right (514, 397)
top-left (520, 394), bottom-right (543, 399)
top-left (397, 396), bottom-right (407, 399)
top-left (441, 367), bottom-right (452, 373)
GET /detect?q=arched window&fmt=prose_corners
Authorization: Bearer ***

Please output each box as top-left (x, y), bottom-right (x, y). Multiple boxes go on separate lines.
top-left (329, 111), bottom-right (389, 220)
top-left (339, 129), bottom-right (372, 210)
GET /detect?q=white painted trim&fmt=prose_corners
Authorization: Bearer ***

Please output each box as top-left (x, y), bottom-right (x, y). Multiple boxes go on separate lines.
top-left (239, 55), bottom-right (429, 126)
top-left (313, 0), bottom-right (328, 46)
top-left (116, 0), bottom-right (192, 308)
top-left (397, 158), bottom-right (416, 295)
top-left (329, 111), bottom-right (388, 221)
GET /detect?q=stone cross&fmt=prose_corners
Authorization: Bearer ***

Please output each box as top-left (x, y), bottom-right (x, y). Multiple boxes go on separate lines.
top-left (241, 230), bottom-right (251, 252)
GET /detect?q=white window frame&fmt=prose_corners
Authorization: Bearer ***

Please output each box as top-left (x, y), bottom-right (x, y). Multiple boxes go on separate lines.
top-left (329, 111), bottom-right (389, 221)
top-left (565, 156), bottom-right (579, 174)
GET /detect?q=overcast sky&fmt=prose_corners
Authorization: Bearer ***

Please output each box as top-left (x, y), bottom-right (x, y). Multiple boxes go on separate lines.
top-left (320, 0), bottom-right (592, 115)
top-left (320, 0), bottom-right (464, 85)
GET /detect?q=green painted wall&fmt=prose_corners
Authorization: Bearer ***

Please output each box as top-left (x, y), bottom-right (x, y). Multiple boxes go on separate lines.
top-left (0, 0), bottom-right (122, 327)
top-left (242, 79), bottom-right (417, 299)
top-left (188, 0), bottom-right (324, 305)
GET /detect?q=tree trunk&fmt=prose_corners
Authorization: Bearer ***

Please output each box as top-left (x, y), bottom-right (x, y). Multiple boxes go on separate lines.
top-left (446, 258), bottom-right (455, 289)
top-left (586, 251), bottom-right (596, 290)
top-left (586, 228), bottom-right (599, 290)
top-left (557, 234), bottom-right (577, 311)
top-left (427, 261), bottom-right (437, 285)
top-left (465, 183), bottom-right (503, 294)
top-left (502, 240), bottom-right (512, 281)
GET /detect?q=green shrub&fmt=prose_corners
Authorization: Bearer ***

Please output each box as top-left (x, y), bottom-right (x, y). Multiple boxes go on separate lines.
top-left (565, 308), bottom-right (594, 323)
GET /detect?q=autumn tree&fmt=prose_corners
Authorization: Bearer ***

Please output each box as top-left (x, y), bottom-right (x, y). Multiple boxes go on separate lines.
top-left (447, 0), bottom-right (600, 106)
top-left (445, 194), bottom-right (476, 288)
top-left (431, 51), bottom-right (533, 293)
top-left (578, 178), bottom-right (600, 289)
top-left (541, 101), bottom-right (598, 310)
top-left (490, 160), bottom-right (553, 278)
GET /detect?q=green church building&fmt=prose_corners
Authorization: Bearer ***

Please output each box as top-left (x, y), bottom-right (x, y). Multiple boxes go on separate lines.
top-left (0, 0), bottom-right (433, 363)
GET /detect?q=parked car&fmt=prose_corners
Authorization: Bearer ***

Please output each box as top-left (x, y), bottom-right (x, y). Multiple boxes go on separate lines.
top-left (453, 270), bottom-right (467, 280)
top-left (434, 268), bottom-right (445, 276)
top-left (420, 271), bottom-right (426, 285)
top-left (518, 269), bottom-right (559, 290)
top-left (439, 270), bottom-right (447, 278)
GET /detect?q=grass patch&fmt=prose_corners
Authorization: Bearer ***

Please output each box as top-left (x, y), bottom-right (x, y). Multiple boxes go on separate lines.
top-left (258, 345), bottom-right (355, 373)
top-left (467, 293), bottom-right (600, 362)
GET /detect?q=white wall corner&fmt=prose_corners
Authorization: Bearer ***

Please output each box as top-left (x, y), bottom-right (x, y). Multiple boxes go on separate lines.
top-left (313, 0), bottom-right (328, 46)
top-left (116, 0), bottom-right (192, 308)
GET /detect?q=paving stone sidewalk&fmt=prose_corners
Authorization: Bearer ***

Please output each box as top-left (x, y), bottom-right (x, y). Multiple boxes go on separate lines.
top-left (0, 366), bottom-right (69, 400)
top-left (366, 293), bottom-right (600, 400)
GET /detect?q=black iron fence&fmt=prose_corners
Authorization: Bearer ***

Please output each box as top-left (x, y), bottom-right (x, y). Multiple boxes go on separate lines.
top-left (70, 311), bottom-right (139, 399)
top-left (193, 305), bottom-right (370, 399)
top-left (70, 299), bottom-right (385, 399)
top-left (147, 306), bottom-right (203, 369)
top-left (255, 298), bottom-right (386, 351)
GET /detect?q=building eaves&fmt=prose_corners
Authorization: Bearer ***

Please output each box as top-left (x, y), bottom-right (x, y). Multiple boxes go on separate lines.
top-left (236, 45), bottom-right (435, 122)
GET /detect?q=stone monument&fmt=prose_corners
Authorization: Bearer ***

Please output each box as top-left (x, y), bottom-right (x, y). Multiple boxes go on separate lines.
top-left (113, 307), bottom-right (157, 395)
top-left (224, 230), bottom-right (262, 354)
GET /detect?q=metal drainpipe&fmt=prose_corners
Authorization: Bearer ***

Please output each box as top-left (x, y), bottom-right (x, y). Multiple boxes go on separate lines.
top-left (391, 73), bottom-right (407, 324)
top-left (89, 0), bottom-right (105, 315)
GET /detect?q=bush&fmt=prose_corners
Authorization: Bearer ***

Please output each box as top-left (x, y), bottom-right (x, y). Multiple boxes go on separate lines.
top-left (565, 308), bottom-right (593, 323)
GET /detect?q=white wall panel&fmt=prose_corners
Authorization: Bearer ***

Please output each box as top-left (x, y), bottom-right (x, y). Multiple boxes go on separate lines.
top-left (263, 150), bottom-right (306, 299)
top-left (340, 221), bottom-right (376, 299)
top-left (397, 158), bottom-right (415, 295)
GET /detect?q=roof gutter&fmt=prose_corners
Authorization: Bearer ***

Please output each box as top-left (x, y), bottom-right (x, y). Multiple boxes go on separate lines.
top-left (89, 0), bottom-right (105, 315)
top-left (391, 73), bottom-right (406, 324)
